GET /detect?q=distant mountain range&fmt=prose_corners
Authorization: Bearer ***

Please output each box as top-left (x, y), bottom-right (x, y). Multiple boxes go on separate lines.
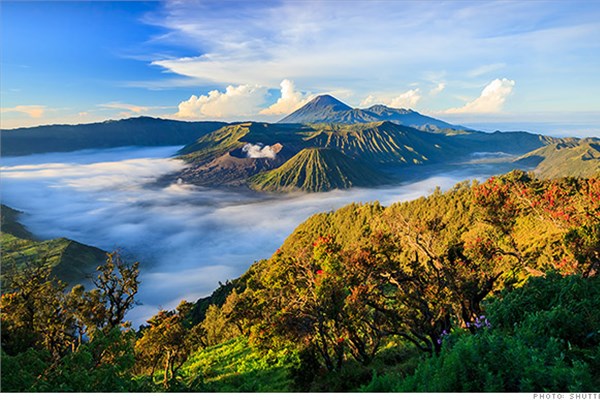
top-left (1, 117), bottom-right (225, 156)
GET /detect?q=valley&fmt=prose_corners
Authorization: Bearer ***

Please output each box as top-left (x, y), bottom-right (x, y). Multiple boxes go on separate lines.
top-left (2, 95), bottom-right (598, 327)
top-left (1, 144), bottom-right (518, 325)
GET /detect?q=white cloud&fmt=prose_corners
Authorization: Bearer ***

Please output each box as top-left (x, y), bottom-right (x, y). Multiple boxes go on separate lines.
top-left (1, 105), bottom-right (47, 118)
top-left (242, 143), bottom-right (276, 159)
top-left (359, 95), bottom-right (377, 108)
top-left (360, 89), bottom-right (422, 109)
top-left (99, 102), bottom-right (162, 114)
top-left (260, 79), bottom-right (311, 115)
top-left (445, 78), bottom-right (515, 114)
top-left (135, 1), bottom-right (600, 119)
top-left (100, 102), bottom-right (151, 114)
top-left (389, 89), bottom-right (422, 109)
top-left (467, 63), bottom-right (506, 78)
top-left (429, 82), bottom-right (446, 96)
top-left (175, 84), bottom-right (268, 119)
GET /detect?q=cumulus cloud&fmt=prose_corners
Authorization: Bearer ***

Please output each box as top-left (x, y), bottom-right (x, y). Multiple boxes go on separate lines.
top-left (429, 82), bottom-right (446, 96)
top-left (1, 105), bottom-right (47, 118)
top-left (260, 79), bottom-right (311, 115)
top-left (242, 143), bottom-right (277, 159)
top-left (445, 78), bottom-right (515, 114)
top-left (175, 84), bottom-right (268, 119)
top-left (360, 89), bottom-right (422, 109)
top-left (389, 89), bottom-right (422, 108)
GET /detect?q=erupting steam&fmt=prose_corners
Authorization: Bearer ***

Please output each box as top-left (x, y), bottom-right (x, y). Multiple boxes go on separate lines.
top-left (242, 143), bottom-right (277, 159)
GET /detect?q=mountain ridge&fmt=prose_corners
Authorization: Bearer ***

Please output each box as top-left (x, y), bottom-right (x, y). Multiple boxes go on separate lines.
top-left (1, 117), bottom-right (227, 156)
top-left (515, 137), bottom-right (600, 178)
top-left (279, 95), bottom-right (471, 133)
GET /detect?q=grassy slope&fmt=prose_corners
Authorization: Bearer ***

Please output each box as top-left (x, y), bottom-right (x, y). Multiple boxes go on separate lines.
top-left (180, 337), bottom-right (298, 392)
top-left (248, 147), bottom-right (390, 192)
top-left (516, 138), bottom-right (600, 178)
top-left (1, 205), bottom-right (106, 283)
top-left (0, 205), bottom-right (34, 240)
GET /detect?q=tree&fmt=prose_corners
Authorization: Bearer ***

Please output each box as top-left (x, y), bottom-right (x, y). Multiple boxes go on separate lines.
top-left (1, 251), bottom-right (141, 391)
top-left (1, 261), bottom-right (74, 359)
top-left (135, 301), bottom-right (198, 389)
top-left (93, 252), bottom-right (140, 331)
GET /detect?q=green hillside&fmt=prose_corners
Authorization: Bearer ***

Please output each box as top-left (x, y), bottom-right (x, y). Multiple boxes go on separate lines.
top-left (248, 147), bottom-right (389, 192)
top-left (516, 137), bottom-right (600, 178)
top-left (1, 205), bottom-right (106, 283)
top-left (175, 121), bottom-right (467, 191)
top-left (1, 204), bottom-right (34, 240)
top-left (304, 121), bottom-right (456, 164)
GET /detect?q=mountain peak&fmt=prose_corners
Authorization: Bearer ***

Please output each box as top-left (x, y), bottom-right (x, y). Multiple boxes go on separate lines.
top-left (307, 94), bottom-right (352, 111)
top-left (278, 95), bottom-right (352, 124)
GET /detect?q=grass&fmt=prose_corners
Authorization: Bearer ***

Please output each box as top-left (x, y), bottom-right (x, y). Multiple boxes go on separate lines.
top-left (179, 337), bottom-right (299, 392)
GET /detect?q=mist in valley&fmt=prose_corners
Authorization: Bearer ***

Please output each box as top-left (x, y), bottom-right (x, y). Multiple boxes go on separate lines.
top-left (1, 146), bottom-right (516, 326)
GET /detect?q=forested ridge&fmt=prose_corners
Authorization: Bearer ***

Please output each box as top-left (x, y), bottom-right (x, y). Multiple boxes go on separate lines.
top-left (2, 171), bottom-right (599, 392)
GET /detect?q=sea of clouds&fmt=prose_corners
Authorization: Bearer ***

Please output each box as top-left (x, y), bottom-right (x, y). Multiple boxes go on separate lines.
top-left (1, 146), bottom-right (511, 326)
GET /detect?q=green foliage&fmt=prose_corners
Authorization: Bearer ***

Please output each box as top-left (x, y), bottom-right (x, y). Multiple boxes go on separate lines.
top-left (368, 274), bottom-right (600, 392)
top-left (1, 262), bottom-right (72, 357)
top-left (397, 332), bottom-right (594, 392)
top-left (190, 277), bottom-right (246, 325)
top-left (1, 252), bottom-right (140, 392)
top-left (134, 301), bottom-right (199, 389)
top-left (1, 329), bottom-right (138, 392)
top-left (206, 172), bottom-right (600, 390)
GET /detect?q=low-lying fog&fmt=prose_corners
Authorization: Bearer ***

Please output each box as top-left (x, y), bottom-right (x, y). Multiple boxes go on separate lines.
top-left (1, 146), bottom-right (515, 326)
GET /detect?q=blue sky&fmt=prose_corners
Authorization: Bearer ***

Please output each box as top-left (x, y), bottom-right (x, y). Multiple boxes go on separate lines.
top-left (1, 0), bottom-right (599, 137)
